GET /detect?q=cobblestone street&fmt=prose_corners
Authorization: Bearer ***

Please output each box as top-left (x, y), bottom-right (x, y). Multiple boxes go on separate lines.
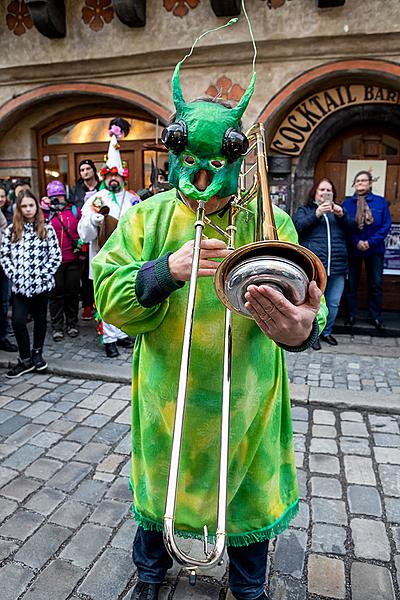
top-left (0, 330), bottom-right (399, 599)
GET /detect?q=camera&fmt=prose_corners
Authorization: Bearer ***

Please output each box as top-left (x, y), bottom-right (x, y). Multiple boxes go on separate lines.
top-left (49, 197), bottom-right (64, 211)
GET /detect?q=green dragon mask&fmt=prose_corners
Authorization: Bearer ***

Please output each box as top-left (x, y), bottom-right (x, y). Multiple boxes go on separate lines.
top-left (163, 59), bottom-right (256, 202)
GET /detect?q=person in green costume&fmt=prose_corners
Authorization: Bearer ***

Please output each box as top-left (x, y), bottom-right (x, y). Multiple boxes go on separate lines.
top-left (92, 44), bottom-right (327, 600)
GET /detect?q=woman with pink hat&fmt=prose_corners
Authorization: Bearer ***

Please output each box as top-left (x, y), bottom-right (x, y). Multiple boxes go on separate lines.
top-left (42, 180), bottom-right (83, 341)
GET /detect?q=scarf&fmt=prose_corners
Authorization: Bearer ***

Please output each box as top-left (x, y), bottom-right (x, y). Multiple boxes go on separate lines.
top-left (355, 195), bottom-right (374, 230)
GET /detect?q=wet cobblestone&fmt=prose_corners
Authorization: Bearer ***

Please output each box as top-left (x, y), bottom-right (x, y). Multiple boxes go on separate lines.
top-left (0, 364), bottom-right (399, 599)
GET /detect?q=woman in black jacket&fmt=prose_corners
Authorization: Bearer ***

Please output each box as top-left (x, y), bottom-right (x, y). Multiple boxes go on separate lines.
top-left (293, 178), bottom-right (355, 350)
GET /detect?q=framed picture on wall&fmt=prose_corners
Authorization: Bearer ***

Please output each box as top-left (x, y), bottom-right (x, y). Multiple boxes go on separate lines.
top-left (345, 160), bottom-right (387, 197)
top-left (384, 224), bottom-right (400, 275)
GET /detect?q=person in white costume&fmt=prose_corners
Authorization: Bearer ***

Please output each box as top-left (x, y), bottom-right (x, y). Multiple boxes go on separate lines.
top-left (78, 118), bottom-right (140, 358)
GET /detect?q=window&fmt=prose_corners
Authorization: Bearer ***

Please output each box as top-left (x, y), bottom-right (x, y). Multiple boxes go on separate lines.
top-left (46, 117), bottom-right (157, 145)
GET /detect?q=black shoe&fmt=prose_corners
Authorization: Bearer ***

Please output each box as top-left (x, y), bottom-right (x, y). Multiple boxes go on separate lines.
top-left (233, 591), bottom-right (268, 600)
top-left (368, 318), bottom-right (383, 329)
top-left (116, 337), bottom-right (134, 348)
top-left (345, 316), bottom-right (356, 327)
top-left (311, 338), bottom-right (321, 351)
top-left (321, 334), bottom-right (338, 346)
top-left (31, 348), bottom-right (48, 372)
top-left (130, 581), bottom-right (161, 600)
top-left (105, 342), bottom-right (119, 358)
top-left (6, 357), bottom-right (35, 378)
top-left (0, 338), bottom-right (18, 352)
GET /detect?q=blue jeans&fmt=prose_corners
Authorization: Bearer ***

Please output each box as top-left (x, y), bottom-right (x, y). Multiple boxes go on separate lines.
top-left (132, 527), bottom-right (268, 599)
top-left (322, 274), bottom-right (345, 336)
top-left (347, 254), bottom-right (384, 320)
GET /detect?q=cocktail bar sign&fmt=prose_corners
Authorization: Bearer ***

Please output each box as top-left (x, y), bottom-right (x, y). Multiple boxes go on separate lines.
top-left (271, 85), bottom-right (400, 155)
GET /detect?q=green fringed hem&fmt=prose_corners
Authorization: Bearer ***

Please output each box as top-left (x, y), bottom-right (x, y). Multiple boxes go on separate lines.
top-left (129, 480), bottom-right (299, 547)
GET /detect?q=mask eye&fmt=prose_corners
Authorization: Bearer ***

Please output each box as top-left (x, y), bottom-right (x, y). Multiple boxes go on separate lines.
top-left (210, 159), bottom-right (225, 170)
top-left (222, 128), bottom-right (249, 162)
top-left (161, 120), bottom-right (188, 154)
top-left (183, 154), bottom-right (196, 166)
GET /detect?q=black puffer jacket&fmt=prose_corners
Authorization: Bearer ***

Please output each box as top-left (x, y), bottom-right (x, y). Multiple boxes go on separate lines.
top-left (293, 204), bottom-right (355, 276)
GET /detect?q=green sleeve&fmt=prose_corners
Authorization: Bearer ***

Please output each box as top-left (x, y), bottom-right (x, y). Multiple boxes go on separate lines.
top-left (92, 208), bottom-right (170, 336)
top-left (275, 208), bottom-right (328, 334)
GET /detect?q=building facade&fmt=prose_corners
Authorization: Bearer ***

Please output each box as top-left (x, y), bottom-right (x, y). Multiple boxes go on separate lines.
top-left (0, 0), bottom-right (399, 307)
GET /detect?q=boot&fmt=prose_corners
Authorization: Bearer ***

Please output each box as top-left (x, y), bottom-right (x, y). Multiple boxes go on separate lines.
top-left (117, 336), bottom-right (135, 348)
top-left (31, 348), bottom-right (48, 372)
top-left (6, 356), bottom-right (35, 379)
top-left (130, 581), bottom-right (161, 600)
top-left (105, 342), bottom-right (119, 358)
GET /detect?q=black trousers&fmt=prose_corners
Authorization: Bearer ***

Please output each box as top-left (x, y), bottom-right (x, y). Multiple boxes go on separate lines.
top-left (49, 261), bottom-right (81, 331)
top-left (0, 267), bottom-right (10, 340)
top-left (132, 527), bottom-right (269, 599)
top-left (347, 253), bottom-right (385, 320)
top-left (12, 292), bottom-right (49, 360)
top-left (81, 254), bottom-right (94, 308)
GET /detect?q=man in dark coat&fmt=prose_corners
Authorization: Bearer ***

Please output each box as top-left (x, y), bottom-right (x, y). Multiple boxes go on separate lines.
top-left (72, 159), bottom-right (100, 209)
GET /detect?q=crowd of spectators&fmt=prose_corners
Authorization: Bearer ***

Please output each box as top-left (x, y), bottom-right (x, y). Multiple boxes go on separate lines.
top-left (0, 164), bottom-right (392, 374)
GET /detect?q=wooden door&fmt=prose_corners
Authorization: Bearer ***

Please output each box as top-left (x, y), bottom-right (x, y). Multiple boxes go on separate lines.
top-left (315, 125), bottom-right (400, 219)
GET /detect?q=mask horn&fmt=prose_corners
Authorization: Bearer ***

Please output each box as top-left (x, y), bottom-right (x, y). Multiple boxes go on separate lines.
top-left (172, 62), bottom-right (186, 115)
top-left (231, 72), bottom-right (256, 121)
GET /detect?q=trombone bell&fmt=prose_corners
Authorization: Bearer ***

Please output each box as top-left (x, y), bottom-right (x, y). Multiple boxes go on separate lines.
top-left (215, 240), bottom-right (326, 318)
top-left (214, 124), bottom-right (326, 317)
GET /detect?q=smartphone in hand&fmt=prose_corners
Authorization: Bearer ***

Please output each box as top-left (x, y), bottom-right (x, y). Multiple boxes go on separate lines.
top-left (321, 191), bottom-right (333, 207)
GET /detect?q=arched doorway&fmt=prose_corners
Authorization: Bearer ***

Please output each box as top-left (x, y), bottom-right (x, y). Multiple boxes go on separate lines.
top-left (315, 123), bottom-right (400, 222)
top-left (38, 114), bottom-right (169, 195)
top-left (313, 122), bottom-right (400, 311)
top-left (0, 82), bottom-right (170, 194)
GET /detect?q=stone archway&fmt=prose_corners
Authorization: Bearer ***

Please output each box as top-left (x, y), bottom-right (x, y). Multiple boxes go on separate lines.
top-left (0, 82), bottom-right (169, 192)
top-left (294, 103), bottom-right (400, 210)
top-left (257, 59), bottom-right (400, 211)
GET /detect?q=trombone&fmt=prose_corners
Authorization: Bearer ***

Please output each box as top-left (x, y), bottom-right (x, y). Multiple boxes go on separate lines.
top-left (163, 123), bottom-right (326, 581)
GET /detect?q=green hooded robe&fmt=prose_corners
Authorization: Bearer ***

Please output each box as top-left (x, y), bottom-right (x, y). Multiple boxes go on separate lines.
top-left (92, 188), bottom-right (327, 546)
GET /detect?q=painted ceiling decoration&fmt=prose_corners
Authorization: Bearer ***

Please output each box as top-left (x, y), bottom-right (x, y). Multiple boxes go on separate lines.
top-left (210, 0), bottom-right (241, 16)
top-left (163, 0), bottom-right (200, 18)
top-left (25, 0), bottom-right (66, 38)
top-left (206, 76), bottom-right (245, 102)
top-left (82, 0), bottom-right (114, 32)
top-left (6, 0), bottom-right (33, 36)
top-left (112, 0), bottom-right (145, 26)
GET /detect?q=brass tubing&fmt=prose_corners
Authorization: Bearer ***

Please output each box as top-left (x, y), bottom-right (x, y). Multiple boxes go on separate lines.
top-left (163, 200), bottom-right (231, 570)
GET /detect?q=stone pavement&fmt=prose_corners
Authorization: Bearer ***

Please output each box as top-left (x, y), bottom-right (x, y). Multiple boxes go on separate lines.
top-left (0, 328), bottom-right (399, 599)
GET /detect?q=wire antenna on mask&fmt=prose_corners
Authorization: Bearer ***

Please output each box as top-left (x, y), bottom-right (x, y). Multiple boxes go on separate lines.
top-left (178, 0), bottom-right (256, 76)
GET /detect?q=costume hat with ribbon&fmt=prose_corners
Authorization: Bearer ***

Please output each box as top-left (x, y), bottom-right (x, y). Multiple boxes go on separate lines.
top-left (99, 118), bottom-right (130, 180)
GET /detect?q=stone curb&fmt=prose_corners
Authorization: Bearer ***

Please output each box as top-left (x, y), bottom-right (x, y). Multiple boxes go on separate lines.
top-left (290, 383), bottom-right (400, 415)
top-left (1, 352), bottom-right (399, 414)
top-left (317, 343), bottom-right (400, 358)
top-left (0, 353), bottom-right (131, 383)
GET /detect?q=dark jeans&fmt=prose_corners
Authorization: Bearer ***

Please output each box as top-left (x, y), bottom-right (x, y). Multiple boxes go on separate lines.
top-left (347, 253), bottom-right (384, 320)
top-left (81, 254), bottom-right (94, 308)
top-left (49, 261), bottom-right (81, 331)
top-left (0, 267), bottom-right (10, 340)
top-left (12, 292), bottom-right (49, 359)
top-left (132, 527), bottom-right (268, 599)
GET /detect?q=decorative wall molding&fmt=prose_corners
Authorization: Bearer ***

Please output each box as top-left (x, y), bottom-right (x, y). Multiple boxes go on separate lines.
top-left (210, 0), bottom-right (241, 16)
top-left (112, 0), bottom-right (145, 27)
top-left (82, 0), bottom-right (114, 32)
top-left (6, 0), bottom-right (33, 36)
top-left (25, 0), bottom-right (66, 38)
top-left (163, 0), bottom-right (200, 18)
top-left (206, 76), bottom-right (244, 102)
top-left (316, 0), bottom-right (346, 7)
